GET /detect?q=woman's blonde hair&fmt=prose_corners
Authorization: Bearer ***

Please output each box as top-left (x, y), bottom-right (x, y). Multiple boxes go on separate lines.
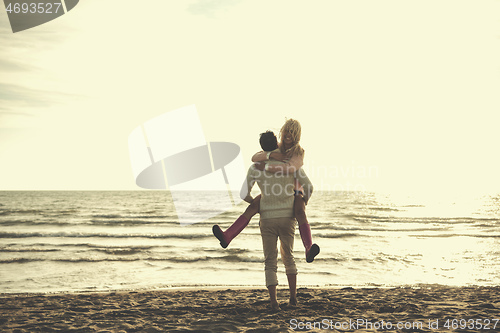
top-left (279, 118), bottom-right (304, 157)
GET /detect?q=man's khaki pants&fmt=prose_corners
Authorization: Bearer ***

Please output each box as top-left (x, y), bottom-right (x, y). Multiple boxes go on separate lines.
top-left (260, 217), bottom-right (297, 287)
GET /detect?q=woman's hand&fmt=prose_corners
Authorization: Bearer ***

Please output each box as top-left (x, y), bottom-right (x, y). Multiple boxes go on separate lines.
top-left (270, 152), bottom-right (287, 162)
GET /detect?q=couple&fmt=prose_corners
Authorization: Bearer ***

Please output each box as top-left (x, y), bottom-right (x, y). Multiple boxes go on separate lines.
top-left (212, 119), bottom-right (319, 311)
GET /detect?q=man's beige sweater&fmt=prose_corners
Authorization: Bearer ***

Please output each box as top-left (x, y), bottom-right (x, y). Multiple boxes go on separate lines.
top-left (240, 161), bottom-right (313, 220)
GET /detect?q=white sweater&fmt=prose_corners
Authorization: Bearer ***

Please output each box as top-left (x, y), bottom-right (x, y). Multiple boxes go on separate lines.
top-left (240, 162), bottom-right (313, 220)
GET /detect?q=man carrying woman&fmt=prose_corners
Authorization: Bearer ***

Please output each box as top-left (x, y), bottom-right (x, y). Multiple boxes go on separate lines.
top-left (213, 119), bottom-right (319, 263)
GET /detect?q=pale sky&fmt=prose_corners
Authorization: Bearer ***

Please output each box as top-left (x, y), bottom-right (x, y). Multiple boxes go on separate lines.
top-left (1, 0), bottom-right (500, 199)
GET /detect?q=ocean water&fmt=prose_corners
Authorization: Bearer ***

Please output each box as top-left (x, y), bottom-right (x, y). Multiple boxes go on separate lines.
top-left (0, 190), bottom-right (499, 294)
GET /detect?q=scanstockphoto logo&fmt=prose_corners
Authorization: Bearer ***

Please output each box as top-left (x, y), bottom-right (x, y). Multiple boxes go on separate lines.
top-left (128, 105), bottom-right (246, 225)
top-left (3, 0), bottom-right (79, 33)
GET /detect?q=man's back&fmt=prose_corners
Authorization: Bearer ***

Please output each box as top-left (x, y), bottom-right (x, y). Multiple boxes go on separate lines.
top-left (253, 161), bottom-right (295, 219)
top-left (241, 161), bottom-right (313, 220)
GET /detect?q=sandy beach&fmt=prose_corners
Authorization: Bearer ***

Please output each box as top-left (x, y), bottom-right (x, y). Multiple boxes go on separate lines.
top-left (1, 285), bottom-right (499, 332)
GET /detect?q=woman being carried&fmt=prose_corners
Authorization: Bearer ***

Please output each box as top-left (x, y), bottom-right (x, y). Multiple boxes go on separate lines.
top-left (212, 119), bottom-right (319, 263)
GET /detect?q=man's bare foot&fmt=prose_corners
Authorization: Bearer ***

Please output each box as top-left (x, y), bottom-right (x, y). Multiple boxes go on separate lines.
top-left (289, 296), bottom-right (297, 306)
top-left (271, 302), bottom-right (281, 312)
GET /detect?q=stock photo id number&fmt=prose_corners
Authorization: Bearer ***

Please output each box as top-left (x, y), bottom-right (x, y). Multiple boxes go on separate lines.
top-left (3, 0), bottom-right (79, 32)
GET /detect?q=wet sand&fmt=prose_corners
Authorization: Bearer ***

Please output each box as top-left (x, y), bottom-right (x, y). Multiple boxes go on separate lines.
top-left (1, 286), bottom-right (499, 332)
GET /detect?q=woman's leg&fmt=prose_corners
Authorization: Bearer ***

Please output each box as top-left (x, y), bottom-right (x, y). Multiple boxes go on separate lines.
top-left (294, 194), bottom-right (320, 263)
top-left (294, 193), bottom-right (308, 227)
top-left (213, 195), bottom-right (261, 248)
top-left (241, 194), bottom-right (261, 220)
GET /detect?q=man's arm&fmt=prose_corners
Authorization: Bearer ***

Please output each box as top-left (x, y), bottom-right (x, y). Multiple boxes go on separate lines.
top-left (295, 167), bottom-right (313, 204)
top-left (240, 166), bottom-right (256, 203)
